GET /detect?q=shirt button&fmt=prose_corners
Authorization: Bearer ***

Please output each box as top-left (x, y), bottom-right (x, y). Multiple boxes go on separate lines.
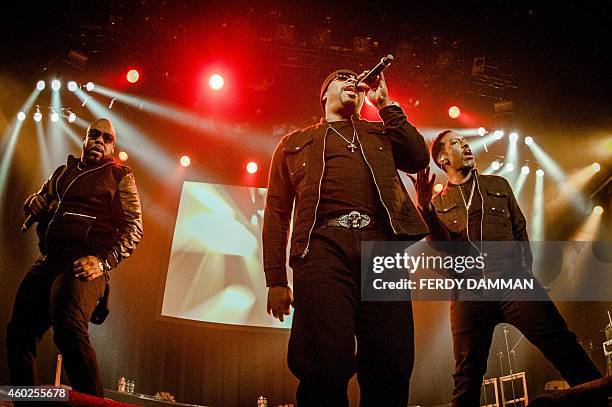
top-left (453, 220), bottom-right (458, 223)
top-left (492, 207), bottom-right (496, 210)
top-left (302, 162), bottom-right (306, 166)
top-left (379, 146), bottom-right (383, 150)
top-left (295, 146), bottom-right (300, 150)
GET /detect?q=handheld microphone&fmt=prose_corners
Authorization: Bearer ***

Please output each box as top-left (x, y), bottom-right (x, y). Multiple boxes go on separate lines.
top-left (21, 194), bottom-right (51, 234)
top-left (359, 54), bottom-right (394, 86)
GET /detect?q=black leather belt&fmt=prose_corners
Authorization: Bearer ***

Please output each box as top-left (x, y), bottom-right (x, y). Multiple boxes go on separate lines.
top-left (325, 211), bottom-right (372, 228)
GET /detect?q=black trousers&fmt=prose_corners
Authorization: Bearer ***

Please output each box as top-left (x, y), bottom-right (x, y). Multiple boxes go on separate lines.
top-left (288, 225), bottom-right (414, 407)
top-left (6, 256), bottom-right (106, 396)
top-left (450, 295), bottom-right (602, 406)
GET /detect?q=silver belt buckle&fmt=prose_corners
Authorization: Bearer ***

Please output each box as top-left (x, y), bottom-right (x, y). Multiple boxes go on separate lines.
top-left (338, 211), bottom-right (371, 228)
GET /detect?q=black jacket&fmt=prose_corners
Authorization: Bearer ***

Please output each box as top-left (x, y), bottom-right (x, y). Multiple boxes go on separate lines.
top-left (420, 172), bottom-right (532, 270)
top-left (262, 105), bottom-right (430, 286)
top-left (25, 155), bottom-right (143, 271)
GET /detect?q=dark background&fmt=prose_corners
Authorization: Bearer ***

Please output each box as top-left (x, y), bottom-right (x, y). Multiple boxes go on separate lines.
top-left (1, 1), bottom-right (611, 405)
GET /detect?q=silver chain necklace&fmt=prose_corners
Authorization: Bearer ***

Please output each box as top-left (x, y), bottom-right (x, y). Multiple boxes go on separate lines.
top-left (328, 124), bottom-right (357, 152)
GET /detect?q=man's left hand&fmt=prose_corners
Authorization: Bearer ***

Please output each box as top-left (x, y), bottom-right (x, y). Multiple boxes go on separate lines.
top-left (74, 256), bottom-right (104, 281)
top-left (357, 71), bottom-right (390, 109)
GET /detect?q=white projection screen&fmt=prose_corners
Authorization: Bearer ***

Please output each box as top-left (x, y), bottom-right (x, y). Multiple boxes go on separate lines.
top-left (161, 181), bottom-right (293, 329)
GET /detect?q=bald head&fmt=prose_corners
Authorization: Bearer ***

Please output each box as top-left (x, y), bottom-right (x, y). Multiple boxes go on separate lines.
top-left (82, 118), bottom-right (116, 164)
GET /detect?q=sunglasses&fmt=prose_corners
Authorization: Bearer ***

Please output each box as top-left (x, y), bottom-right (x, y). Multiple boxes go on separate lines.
top-left (87, 128), bottom-right (115, 144)
top-left (333, 73), bottom-right (357, 82)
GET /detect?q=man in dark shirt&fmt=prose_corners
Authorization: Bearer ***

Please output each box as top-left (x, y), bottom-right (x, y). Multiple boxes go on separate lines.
top-left (7, 118), bottom-right (143, 398)
top-left (412, 130), bottom-right (602, 406)
top-left (262, 70), bottom-right (429, 406)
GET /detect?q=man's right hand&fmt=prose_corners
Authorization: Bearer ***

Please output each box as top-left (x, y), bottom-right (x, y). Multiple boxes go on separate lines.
top-left (409, 167), bottom-right (437, 211)
top-left (267, 285), bottom-right (293, 322)
top-left (27, 195), bottom-right (50, 218)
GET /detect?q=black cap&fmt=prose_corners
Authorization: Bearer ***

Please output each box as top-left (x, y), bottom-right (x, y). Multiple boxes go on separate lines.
top-left (320, 69), bottom-right (358, 112)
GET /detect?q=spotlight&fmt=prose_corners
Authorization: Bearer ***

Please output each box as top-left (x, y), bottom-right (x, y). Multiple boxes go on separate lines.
top-left (208, 74), bottom-right (224, 90)
top-left (126, 69), bottom-right (140, 83)
top-left (433, 183), bottom-right (443, 193)
top-left (51, 80), bottom-right (61, 91)
top-left (118, 151), bottom-right (129, 161)
top-left (448, 105), bottom-right (461, 119)
top-left (36, 80), bottom-right (45, 90)
top-left (492, 160), bottom-right (502, 171)
top-left (33, 106), bottom-right (42, 122)
top-left (509, 132), bottom-right (519, 143)
top-left (493, 130), bottom-right (504, 140)
top-left (506, 163), bottom-right (514, 172)
top-left (592, 162), bottom-right (601, 173)
top-left (68, 112), bottom-right (76, 123)
top-left (67, 81), bottom-right (78, 91)
top-left (50, 111), bottom-right (59, 123)
top-left (17, 112), bottom-right (26, 121)
top-left (179, 155), bottom-right (191, 167)
top-left (246, 161), bottom-right (258, 174)
top-left (536, 168), bottom-right (544, 177)
top-left (524, 136), bottom-right (534, 145)
top-left (521, 165), bottom-right (530, 175)
top-left (477, 127), bottom-right (486, 137)
top-left (593, 206), bottom-right (603, 215)
top-left (86, 82), bottom-right (95, 91)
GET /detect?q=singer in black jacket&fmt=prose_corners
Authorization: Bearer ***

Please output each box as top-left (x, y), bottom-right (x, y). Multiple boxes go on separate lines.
top-left (411, 130), bottom-right (602, 407)
top-left (263, 68), bottom-right (429, 407)
top-left (6, 118), bottom-right (143, 397)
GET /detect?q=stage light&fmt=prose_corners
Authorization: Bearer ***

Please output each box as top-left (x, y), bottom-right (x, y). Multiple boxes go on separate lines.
top-left (593, 206), bottom-right (603, 215)
top-left (86, 82), bottom-right (95, 91)
top-left (246, 161), bottom-right (258, 174)
top-left (118, 151), bottom-right (129, 161)
top-left (448, 105), bottom-right (461, 119)
top-left (493, 130), bottom-right (504, 140)
top-left (524, 136), bottom-right (534, 145)
top-left (592, 162), bottom-right (601, 173)
top-left (521, 165), bottom-right (530, 175)
top-left (50, 111), bottom-right (59, 122)
top-left (433, 183), bottom-right (443, 193)
top-left (180, 155), bottom-right (191, 167)
top-left (67, 81), bottom-right (78, 91)
top-left (477, 127), bottom-right (486, 137)
top-left (126, 69), bottom-right (140, 83)
top-left (509, 132), bottom-right (519, 143)
top-left (51, 80), bottom-right (61, 91)
top-left (208, 74), bottom-right (224, 90)
top-left (68, 112), bottom-right (76, 123)
top-left (17, 112), bottom-right (26, 121)
top-left (36, 80), bottom-right (46, 90)
top-left (492, 160), bottom-right (501, 171)
top-left (33, 106), bottom-right (42, 122)
top-left (506, 163), bottom-right (514, 172)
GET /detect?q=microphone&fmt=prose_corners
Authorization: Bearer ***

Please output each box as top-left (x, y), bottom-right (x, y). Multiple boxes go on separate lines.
top-left (21, 194), bottom-right (51, 234)
top-left (359, 54), bottom-right (394, 86)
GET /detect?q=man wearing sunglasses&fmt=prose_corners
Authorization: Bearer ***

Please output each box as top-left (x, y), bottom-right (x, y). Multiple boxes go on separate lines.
top-left (263, 69), bottom-right (429, 406)
top-left (7, 118), bottom-right (143, 398)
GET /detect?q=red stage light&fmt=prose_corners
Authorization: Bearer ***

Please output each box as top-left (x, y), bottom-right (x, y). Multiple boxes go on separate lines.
top-left (208, 74), bottom-right (224, 90)
top-left (246, 161), bottom-right (258, 174)
top-left (180, 155), bottom-right (191, 167)
top-left (126, 69), bottom-right (140, 83)
top-left (448, 105), bottom-right (461, 119)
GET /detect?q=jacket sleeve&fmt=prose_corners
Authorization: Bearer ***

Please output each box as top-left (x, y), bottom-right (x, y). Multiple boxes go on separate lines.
top-left (99, 172), bottom-right (143, 270)
top-left (23, 165), bottom-right (64, 216)
top-left (419, 196), bottom-right (452, 253)
top-left (378, 104), bottom-right (430, 174)
top-left (262, 136), bottom-right (295, 287)
top-left (503, 178), bottom-right (533, 270)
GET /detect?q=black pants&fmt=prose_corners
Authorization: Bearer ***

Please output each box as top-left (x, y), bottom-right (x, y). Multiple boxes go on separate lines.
top-left (450, 297), bottom-right (602, 407)
top-left (6, 256), bottom-right (106, 396)
top-left (288, 225), bottom-right (414, 407)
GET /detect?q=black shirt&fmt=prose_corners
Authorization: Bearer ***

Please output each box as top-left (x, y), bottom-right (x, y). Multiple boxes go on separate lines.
top-left (317, 121), bottom-right (385, 220)
top-left (447, 176), bottom-right (482, 242)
